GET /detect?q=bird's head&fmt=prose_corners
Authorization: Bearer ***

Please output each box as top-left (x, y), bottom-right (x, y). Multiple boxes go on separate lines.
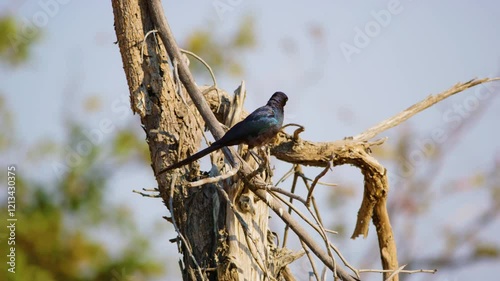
top-left (268, 91), bottom-right (288, 108)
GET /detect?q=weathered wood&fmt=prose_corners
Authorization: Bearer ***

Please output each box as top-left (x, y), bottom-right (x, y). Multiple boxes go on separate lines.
top-left (111, 1), bottom-right (277, 280)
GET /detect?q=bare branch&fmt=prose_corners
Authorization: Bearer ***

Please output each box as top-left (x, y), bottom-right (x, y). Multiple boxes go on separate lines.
top-left (354, 77), bottom-right (500, 141)
top-left (187, 163), bottom-right (240, 188)
top-left (268, 77), bottom-right (495, 280)
top-left (132, 188), bottom-right (161, 198)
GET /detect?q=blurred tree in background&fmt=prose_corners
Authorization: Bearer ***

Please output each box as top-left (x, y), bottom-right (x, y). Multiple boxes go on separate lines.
top-left (0, 13), bottom-right (256, 281)
top-left (0, 15), bottom-right (161, 281)
top-left (0, 15), bottom-right (39, 66)
top-left (184, 15), bottom-right (255, 77)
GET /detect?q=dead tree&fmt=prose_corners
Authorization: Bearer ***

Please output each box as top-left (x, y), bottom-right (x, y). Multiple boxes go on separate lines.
top-left (111, 1), bottom-right (498, 280)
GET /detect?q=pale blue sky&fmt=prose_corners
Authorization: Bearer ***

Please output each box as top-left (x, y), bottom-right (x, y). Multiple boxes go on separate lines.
top-left (2, 0), bottom-right (500, 280)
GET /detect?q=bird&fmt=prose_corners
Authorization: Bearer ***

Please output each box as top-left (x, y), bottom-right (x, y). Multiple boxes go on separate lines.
top-left (158, 92), bottom-right (288, 174)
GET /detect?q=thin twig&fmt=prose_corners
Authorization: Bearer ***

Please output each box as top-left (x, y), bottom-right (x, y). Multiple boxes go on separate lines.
top-left (359, 268), bottom-right (437, 274)
top-left (140, 29), bottom-right (159, 63)
top-left (306, 159), bottom-right (332, 206)
top-left (324, 229), bottom-right (339, 235)
top-left (282, 166), bottom-right (300, 248)
top-left (180, 48), bottom-right (218, 89)
top-left (187, 162), bottom-right (240, 187)
top-left (321, 267), bottom-right (327, 281)
top-left (143, 31), bottom-right (219, 95)
top-left (268, 186), bottom-right (307, 205)
top-left (297, 171), bottom-right (337, 187)
top-left (274, 165), bottom-right (295, 187)
top-left (271, 192), bottom-right (324, 235)
top-left (281, 123), bottom-right (304, 131)
top-left (298, 173), bottom-right (360, 278)
top-left (384, 264), bottom-right (407, 281)
top-left (301, 240), bottom-right (320, 281)
top-left (328, 241), bottom-right (359, 279)
top-left (132, 189), bottom-right (160, 198)
top-left (304, 193), bottom-right (337, 280)
top-left (280, 123), bottom-right (305, 141)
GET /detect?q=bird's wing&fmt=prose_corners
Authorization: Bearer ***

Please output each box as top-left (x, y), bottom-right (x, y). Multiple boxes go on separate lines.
top-left (244, 105), bottom-right (279, 134)
top-left (216, 105), bottom-right (278, 146)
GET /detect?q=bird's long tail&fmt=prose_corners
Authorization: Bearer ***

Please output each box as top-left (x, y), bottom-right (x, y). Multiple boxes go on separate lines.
top-left (157, 143), bottom-right (223, 175)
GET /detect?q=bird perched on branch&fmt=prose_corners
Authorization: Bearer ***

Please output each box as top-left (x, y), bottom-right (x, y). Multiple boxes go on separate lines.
top-left (158, 91), bottom-right (288, 174)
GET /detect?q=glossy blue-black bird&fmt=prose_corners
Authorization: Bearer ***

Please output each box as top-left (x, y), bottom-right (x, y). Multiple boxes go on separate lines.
top-left (159, 92), bottom-right (288, 173)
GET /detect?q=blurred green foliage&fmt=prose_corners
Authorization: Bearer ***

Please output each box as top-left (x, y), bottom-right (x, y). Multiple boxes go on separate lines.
top-left (0, 95), bottom-right (14, 151)
top-left (0, 12), bottom-right (259, 280)
top-left (0, 15), bottom-right (40, 66)
top-left (113, 129), bottom-right (150, 164)
top-left (184, 16), bottom-right (256, 78)
top-left (0, 118), bottom-right (164, 281)
top-left (0, 14), bottom-right (163, 280)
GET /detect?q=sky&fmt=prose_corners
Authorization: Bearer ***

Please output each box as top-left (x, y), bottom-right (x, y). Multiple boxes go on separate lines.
top-left (1, 0), bottom-right (500, 280)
